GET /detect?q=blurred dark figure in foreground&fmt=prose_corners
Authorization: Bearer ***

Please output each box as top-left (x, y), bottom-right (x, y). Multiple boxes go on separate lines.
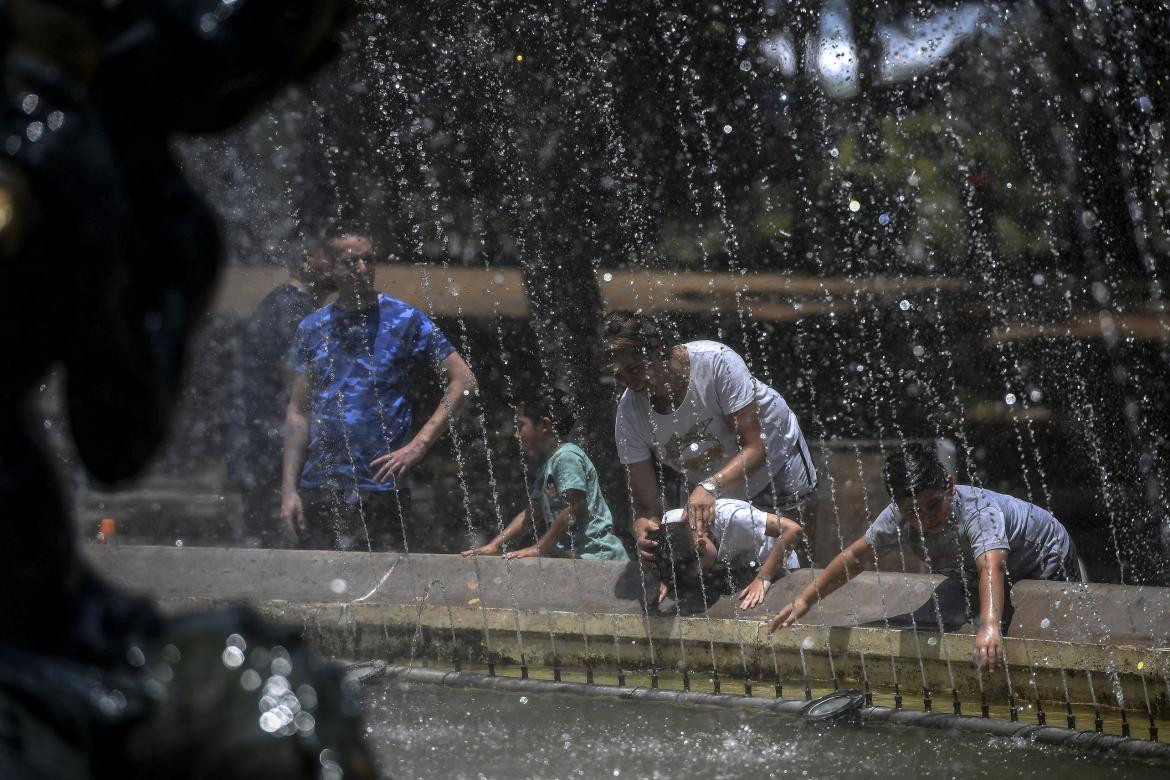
top-left (230, 243), bottom-right (336, 548)
top-left (0, 1), bottom-right (374, 777)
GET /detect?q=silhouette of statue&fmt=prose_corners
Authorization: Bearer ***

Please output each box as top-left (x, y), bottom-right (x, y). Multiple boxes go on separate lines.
top-left (0, 2), bottom-right (376, 776)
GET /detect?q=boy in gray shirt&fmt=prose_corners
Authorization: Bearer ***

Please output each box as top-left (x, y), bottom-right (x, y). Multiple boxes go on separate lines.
top-left (770, 443), bottom-right (1079, 672)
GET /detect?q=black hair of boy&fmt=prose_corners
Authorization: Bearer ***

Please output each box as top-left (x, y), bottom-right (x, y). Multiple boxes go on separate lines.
top-left (515, 387), bottom-right (575, 438)
top-left (882, 443), bottom-right (949, 503)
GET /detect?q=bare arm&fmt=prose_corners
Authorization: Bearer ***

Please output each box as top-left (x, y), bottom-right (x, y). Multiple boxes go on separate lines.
top-left (506, 490), bottom-right (582, 559)
top-left (372, 351), bottom-right (478, 481)
top-left (973, 549), bottom-right (1008, 672)
top-left (770, 535), bottom-right (874, 632)
top-left (627, 459), bottom-right (664, 562)
top-left (738, 515), bottom-right (804, 609)
top-left (685, 402), bottom-right (767, 532)
top-left (280, 373), bottom-right (311, 534)
top-left (462, 507), bottom-right (532, 556)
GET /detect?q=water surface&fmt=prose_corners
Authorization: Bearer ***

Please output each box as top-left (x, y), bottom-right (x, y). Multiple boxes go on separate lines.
top-left (364, 680), bottom-right (1166, 779)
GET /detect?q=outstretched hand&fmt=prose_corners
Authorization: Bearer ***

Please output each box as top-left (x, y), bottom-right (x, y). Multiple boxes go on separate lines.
top-left (461, 540), bottom-right (502, 557)
top-left (503, 546), bottom-right (542, 560)
top-left (737, 578), bottom-right (771, 610)
top-left (768, 597), bottom-right (809, 634)
top-left (973, 623), bottom-right (1005, 673)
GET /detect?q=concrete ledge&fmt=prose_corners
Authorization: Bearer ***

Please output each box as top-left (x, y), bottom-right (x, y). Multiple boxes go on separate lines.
top-left (84, 546), bottom-right (1170, 717)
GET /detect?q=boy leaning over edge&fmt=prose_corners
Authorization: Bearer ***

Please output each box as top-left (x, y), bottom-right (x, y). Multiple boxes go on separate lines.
top-left (770, 443), bottom-right (1079, 672)
top-left (462, 388), bottom-right (628, 561)
top-left (652, 498), bottom-right (803, 609)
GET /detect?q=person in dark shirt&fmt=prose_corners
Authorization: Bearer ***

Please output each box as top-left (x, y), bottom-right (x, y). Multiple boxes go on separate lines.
top-left (230, 244), bottom-right (336, 546)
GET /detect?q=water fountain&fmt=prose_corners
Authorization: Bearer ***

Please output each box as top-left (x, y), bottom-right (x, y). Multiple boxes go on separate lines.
top-left (60, 0), bottom-right (1170, 776)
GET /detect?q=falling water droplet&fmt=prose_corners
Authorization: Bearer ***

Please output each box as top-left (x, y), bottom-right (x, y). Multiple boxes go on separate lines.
top-left (927, 636), bottom-right (938, 646)
top-left (602, 272), bottom-right (613, 282)
top-left (175, 539), bottom-right (184, 547)
top-left (801, 636), bottom-right (815, 650)
top-left (1004, 393), bottom-right (1017, 406)
top-left (519, 696), bottom-right (529, 704)
top-left (722, 124), bottom-right (733, 134)
top-left (848, 199), bottom-right (861, 212)
top-left (1040, 618), bottom-right (1051, 629)
top-left (878, 212), bottom-right (891, 225)
top-left (330, 578), bottom-right (348, 595)
top-left (899, 299), bottom-right (910, 311)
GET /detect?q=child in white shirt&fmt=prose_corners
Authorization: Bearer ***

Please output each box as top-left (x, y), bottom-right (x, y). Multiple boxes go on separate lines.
top-left (653, 498), bottom-right (802, 610)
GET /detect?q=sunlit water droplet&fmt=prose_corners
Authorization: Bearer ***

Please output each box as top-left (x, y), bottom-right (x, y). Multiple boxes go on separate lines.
top-left (801, 636), bottom-right (815, 650)
top-left (848, 199), bottom-right (861, 212)
top-left (241, 669), bottom-right (262, 691)
top-left (330, 578), bottom-right (348, 595)
top-left (223, 646), bottom-right (245, 668)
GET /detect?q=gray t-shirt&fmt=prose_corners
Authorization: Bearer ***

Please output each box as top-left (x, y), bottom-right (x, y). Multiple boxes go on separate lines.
top-left (615, 341), bottom-right (816, 504)
top-left (864, 485), bottom-right (1073, 583)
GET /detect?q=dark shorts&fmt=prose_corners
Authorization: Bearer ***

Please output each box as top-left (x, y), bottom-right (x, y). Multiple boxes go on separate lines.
top-left (298, 488), bottom-right (412, 552)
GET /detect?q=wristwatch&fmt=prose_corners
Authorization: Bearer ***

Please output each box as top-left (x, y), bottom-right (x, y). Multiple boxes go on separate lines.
top-left (699, 480), bottom-right (719, 497)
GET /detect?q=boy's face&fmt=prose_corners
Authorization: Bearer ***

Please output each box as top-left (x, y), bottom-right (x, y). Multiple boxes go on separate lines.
top-left (514, 410), bottom-right (547, 456)
top-left (693, 529), bottom-right (717, 572)
top-left (897, 479), bottom-right (955, 533)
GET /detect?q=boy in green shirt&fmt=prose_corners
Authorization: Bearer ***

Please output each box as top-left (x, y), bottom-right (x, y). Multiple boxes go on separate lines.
top-left (462, 388), bottom-right (628, 560)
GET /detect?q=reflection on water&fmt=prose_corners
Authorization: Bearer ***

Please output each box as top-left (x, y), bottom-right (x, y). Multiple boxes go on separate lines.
top-left (364, 681), bottom-right (1166, 780)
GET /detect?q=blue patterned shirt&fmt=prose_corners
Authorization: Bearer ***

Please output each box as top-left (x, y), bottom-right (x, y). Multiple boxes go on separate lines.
top-left (290, 294), bottom-right (454, 491)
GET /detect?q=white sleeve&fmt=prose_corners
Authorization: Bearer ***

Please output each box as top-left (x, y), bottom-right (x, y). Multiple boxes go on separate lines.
top-left (713, 500), bottom-right (767, 564)
top-left (614, 394), bottom-right (652, 464)
top-left (710, 345), bottom-right (757, 416)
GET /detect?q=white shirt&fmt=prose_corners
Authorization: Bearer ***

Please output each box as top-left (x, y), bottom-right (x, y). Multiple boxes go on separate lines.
top-left (615, 341), bottom-right (815, 503)
top-left (663, 499), bottom-right (799, 569)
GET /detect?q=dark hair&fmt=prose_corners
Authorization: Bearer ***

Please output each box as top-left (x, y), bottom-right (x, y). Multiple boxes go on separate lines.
top-left (515, 386), bottom-right (575, 438)
top-left (882, 443), bottom-right (949, 502)
top-left (648, 522), bottom-right (732, 602)
top-left (286, 240), bottom-right (323, 277)
top-left (603, 311), bottom-right (662, 349)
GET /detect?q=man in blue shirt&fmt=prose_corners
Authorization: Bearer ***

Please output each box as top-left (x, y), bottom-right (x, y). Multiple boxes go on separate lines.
top-left (280, 234), bottom-right (477, 551)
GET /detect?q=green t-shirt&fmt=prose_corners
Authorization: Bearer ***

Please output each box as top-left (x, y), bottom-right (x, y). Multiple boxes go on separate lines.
top-left (531, 443), bottom-right (628, 561)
